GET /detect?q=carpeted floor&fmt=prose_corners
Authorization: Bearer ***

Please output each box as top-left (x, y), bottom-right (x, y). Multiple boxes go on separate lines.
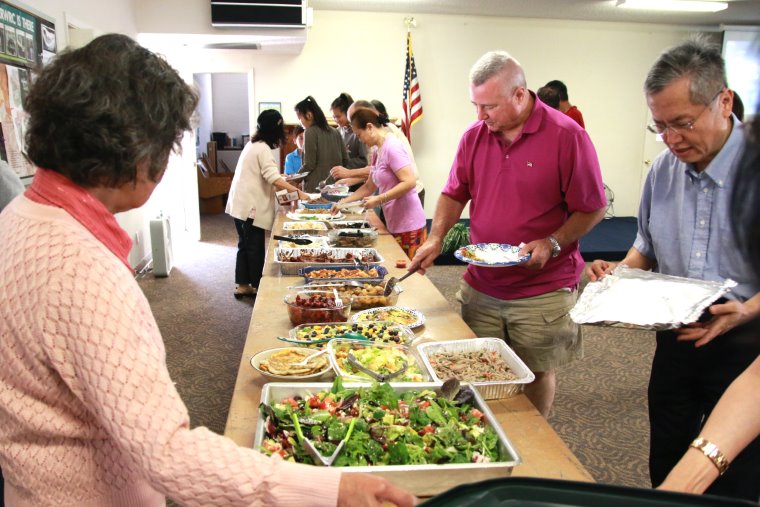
top-left (138, 214), bottom-right (655, 490)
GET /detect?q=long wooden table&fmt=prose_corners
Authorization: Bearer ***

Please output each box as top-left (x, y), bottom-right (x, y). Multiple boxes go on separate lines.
top-left (224, 210), bottom-right (592, 491)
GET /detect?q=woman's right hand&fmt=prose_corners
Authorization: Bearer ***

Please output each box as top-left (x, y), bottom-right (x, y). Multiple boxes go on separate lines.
top-left (297, 190), bottom-right (310, 201)
top-left (337, 473), bottom-right (415, 507)
top-left (586, 260), bottom-right (617, 282)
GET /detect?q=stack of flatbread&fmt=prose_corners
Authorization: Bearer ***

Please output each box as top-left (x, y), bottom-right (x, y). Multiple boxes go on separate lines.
top-left (259, 349), bottom-right (328, 376)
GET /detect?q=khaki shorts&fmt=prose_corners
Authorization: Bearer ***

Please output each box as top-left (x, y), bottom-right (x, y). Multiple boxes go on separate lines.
top-left (456, 280), bottom-right (582, 372)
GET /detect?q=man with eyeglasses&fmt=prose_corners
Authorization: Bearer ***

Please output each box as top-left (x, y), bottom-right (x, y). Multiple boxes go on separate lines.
top-left (587, 38), bottom-right (760, 501)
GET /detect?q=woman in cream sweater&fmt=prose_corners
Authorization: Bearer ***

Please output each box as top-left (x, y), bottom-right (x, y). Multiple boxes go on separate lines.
top-left (226, 109), bottom-right (309, 298)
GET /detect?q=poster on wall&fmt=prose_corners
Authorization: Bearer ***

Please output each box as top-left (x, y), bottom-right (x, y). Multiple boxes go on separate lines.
top-left (0, 1), bottom-right (37, 68)
top-left (0, 1), bottom-right (56, 179)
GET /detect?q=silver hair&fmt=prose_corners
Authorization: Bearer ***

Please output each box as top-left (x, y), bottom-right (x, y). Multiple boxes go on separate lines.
top-left (469, 50), bottom-right (526, 93)
top-left (644, 36), bottom-right (727, 105)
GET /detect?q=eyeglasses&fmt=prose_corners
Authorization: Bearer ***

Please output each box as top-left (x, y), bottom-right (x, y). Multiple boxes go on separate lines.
top-left (646, 88), bottom-right (724, 135)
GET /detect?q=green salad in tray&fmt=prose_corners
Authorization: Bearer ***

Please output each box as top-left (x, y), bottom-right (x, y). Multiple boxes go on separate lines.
top-left (259, 378), bottom-right (501, 466)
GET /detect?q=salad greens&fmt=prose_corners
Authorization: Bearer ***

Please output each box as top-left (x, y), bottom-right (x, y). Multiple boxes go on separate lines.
top-left (259, 378), bottom-right (502, 466)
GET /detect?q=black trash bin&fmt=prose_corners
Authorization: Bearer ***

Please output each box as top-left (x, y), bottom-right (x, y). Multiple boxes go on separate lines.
top-left (419, 477), bottom-right (757, 507)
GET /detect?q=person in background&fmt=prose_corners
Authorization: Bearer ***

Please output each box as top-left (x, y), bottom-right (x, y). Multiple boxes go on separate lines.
top-left (331, 92), bottom-right (367, 171)
top-left (0, 33), bottom-right (414, 506)
top-left (284, 125), bottom-right (305, 176)
top-left (332, 108), bottom-right (427, 259)
top-left (409, 50), bottom-right (607, 418)
top-left (331, 100), bottom-right (425, 208)
top-left (545, 79), bottom-right (585, 128)
top-left (586, 38), bottom-right (760, 501)
top-left (0, 160), bottom-right (23, 211)
top-left (294, 95), bottom-right (348, 192)
top-left (537, 85), bottom-right (561, 110)
top-left (226, 110), bottom-right (310, 299)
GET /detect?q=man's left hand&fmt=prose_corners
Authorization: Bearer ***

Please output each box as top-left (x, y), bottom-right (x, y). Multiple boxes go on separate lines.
top-left (519, 238), bottom-right (553, 270)
top-left (676, 300), bottom-right (753, 347)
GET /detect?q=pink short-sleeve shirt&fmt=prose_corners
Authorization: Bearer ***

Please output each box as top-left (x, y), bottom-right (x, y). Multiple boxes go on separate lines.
top-left (442, 93), bottom-right (606, 300)
top-left (371, 135), bottom-right (426, 234)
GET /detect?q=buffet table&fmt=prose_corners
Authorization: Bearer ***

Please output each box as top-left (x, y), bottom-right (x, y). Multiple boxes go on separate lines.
top-left (224, 209), bottom-right (592, 492)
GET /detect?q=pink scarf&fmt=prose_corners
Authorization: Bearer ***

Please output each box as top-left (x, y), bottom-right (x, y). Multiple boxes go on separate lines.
top-left (25, 168), bottom-right (133, 270)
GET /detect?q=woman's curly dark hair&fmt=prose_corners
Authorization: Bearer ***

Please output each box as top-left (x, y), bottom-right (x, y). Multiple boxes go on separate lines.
top-left (24, 33), bottom-right (198, 188)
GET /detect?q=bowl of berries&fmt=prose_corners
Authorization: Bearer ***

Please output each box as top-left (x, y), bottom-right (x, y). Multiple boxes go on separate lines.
top-left (283, 290), bottom-right (353, 326)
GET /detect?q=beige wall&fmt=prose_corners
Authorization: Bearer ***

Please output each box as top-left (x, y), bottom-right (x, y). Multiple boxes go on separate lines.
top-left (24, 0), bottom-right (708, 266)
top-left (141, 8), bottom-right (700, 219)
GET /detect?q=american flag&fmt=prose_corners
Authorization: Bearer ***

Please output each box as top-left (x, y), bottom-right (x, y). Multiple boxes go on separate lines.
top-left (401, 32), bottom-right (423, 142)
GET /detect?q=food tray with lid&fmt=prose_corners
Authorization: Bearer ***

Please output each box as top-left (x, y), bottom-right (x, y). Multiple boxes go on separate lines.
top-left (274, 247), bottom-right (384, 275)
top-left (327, 338), bottom-right (432, 382)
top-left (299, 264), bottom-right (388, 284)
top-left (255, 381), bottom-right (521, 496)
top-left (417, 338), bottom-right (535, 400)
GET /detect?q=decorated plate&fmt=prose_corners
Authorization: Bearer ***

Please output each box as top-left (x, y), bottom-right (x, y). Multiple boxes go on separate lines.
top-left (286, 211), bottom-right (344, 221)
top-left (351, 306), bottom-right (425, 329)
top-left (454, 243), bottom-right (530, 267)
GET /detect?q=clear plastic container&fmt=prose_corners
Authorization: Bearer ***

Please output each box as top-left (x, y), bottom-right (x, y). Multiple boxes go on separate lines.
top-left (328, 228), bottom-right (378, 248)
top-left (288, 321), bottom-right (414, 345)
top-left (283, 290), bottom-right (352, 326)
top-left (328, 338), bottom-right (431, 382)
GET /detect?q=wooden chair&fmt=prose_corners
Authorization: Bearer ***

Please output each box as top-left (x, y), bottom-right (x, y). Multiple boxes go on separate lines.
top-left (197, 157), bottom-right (232, 214)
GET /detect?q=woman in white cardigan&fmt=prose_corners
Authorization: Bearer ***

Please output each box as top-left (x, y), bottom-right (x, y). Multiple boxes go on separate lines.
top-left (225, 110), bottom-right (308, 298)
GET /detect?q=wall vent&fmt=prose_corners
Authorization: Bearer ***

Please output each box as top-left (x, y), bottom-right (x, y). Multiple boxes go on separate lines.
top-left (211, 1), bottom-right (306, 28)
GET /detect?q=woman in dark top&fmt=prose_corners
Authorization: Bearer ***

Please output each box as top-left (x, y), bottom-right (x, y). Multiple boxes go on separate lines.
top-left (294, 96), bottom-right (348, 192)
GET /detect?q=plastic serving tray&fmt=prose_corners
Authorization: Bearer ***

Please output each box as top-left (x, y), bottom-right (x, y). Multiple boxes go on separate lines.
top-left (274, 247), bottom-right (385, 275)
top-left (255, 382), bottom-right (521, 497)
top-left (417, 338), bottom-right (535, 400)
top-left (327, 338), bottom-right (432, 382)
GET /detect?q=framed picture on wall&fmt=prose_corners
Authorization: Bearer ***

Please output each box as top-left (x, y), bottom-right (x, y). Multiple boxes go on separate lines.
top-left (258, 101), bottom-right (281, 115)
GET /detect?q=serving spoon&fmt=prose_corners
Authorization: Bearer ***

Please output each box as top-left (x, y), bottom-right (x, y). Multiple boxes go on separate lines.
top-left (382, 265), bottom-right (420, 297)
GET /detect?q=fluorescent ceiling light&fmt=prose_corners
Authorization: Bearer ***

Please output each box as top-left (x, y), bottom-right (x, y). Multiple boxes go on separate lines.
top-left (616, 0), bottom-right (728, 12)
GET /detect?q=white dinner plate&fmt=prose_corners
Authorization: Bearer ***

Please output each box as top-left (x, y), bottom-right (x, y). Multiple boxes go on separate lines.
top-left (454, 243), bottom-right (530, 267)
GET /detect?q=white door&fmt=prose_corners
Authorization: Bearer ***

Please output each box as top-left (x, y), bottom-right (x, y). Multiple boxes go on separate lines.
top-left (639, 111), bottom-right (667, 196)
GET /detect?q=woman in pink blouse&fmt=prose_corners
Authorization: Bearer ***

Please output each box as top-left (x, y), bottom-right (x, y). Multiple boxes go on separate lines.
top-left (333, 108), bottom-right (427, 258)
top-left (0, 34), bottom-right (413, 507)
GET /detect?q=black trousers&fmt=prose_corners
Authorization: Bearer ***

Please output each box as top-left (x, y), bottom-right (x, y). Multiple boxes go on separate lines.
top-left (233, 218), bottom-right (265, 288)
top-left (649, 311), bottom-right (760, 501)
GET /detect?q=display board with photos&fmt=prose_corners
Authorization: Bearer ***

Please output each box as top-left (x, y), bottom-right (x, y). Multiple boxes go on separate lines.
top-left (0, 1), bottom-right (56, 180)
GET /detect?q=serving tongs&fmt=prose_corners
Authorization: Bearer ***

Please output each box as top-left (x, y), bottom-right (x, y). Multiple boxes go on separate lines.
top-left (347, 352), bottom-right (408, 382)
top-left (291, 412), bottom-right (356, 466)
top-left (272, 234), bottom-right (314, 246)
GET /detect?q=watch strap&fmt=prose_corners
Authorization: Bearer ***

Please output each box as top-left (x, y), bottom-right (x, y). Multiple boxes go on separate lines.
top-left (548, 235), bottom-right (561, 258)
top-left (690, 437), bottom-right (730, 475)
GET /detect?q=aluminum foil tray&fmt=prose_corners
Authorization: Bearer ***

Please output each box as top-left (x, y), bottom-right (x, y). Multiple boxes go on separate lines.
top-left (255, 382), bottom-right (521, 496)
top-left (274, 247), bottom-right (384, 275)
top-left (571, 266), bottom-right (737, 330)
top-left (417, 338), bottom-right (535, 400)
top-left (299, 264), bottom-right (388, 284)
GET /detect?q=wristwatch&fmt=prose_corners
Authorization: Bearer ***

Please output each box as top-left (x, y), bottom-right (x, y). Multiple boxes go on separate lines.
top-left (547, 235), bottom-right (561, 258)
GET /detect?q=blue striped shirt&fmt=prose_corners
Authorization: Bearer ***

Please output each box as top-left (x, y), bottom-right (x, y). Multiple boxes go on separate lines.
top-left (634, 118), bottom-right (759, 301)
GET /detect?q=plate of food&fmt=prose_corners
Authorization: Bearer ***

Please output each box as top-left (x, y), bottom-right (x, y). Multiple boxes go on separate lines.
top-left (454, 243), bottom-right (530, 267)
top-left (250, 347), bottom-right (333, 381)
top-left (286, 211), bottom-right (343, 221)
top-left (351, 306), bottom-right (425, 329)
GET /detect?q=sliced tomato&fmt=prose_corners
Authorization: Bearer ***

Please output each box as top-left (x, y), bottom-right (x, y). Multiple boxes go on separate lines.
top-left (471, 408), bottom-right (484, 419)
top-left (307, 395), bottom-right (325, 409)
top-left (282, 398), bottom-right (299, 409)
top-left (418, 400), bottom-right (431, 410)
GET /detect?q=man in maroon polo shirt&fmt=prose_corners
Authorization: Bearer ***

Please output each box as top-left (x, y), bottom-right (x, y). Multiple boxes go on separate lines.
top-left (410, 51), bottom-right (606, 417)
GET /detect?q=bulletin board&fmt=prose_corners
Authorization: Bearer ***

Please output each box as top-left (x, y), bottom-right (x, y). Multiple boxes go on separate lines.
top-left (0, 0), bottom-right (56, 180)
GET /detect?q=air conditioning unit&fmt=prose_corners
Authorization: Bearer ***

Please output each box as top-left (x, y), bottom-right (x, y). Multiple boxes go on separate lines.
top-left (211, 0), bottom-right (307, 28)
top-left (150, 216), bottom-right (173, 277)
